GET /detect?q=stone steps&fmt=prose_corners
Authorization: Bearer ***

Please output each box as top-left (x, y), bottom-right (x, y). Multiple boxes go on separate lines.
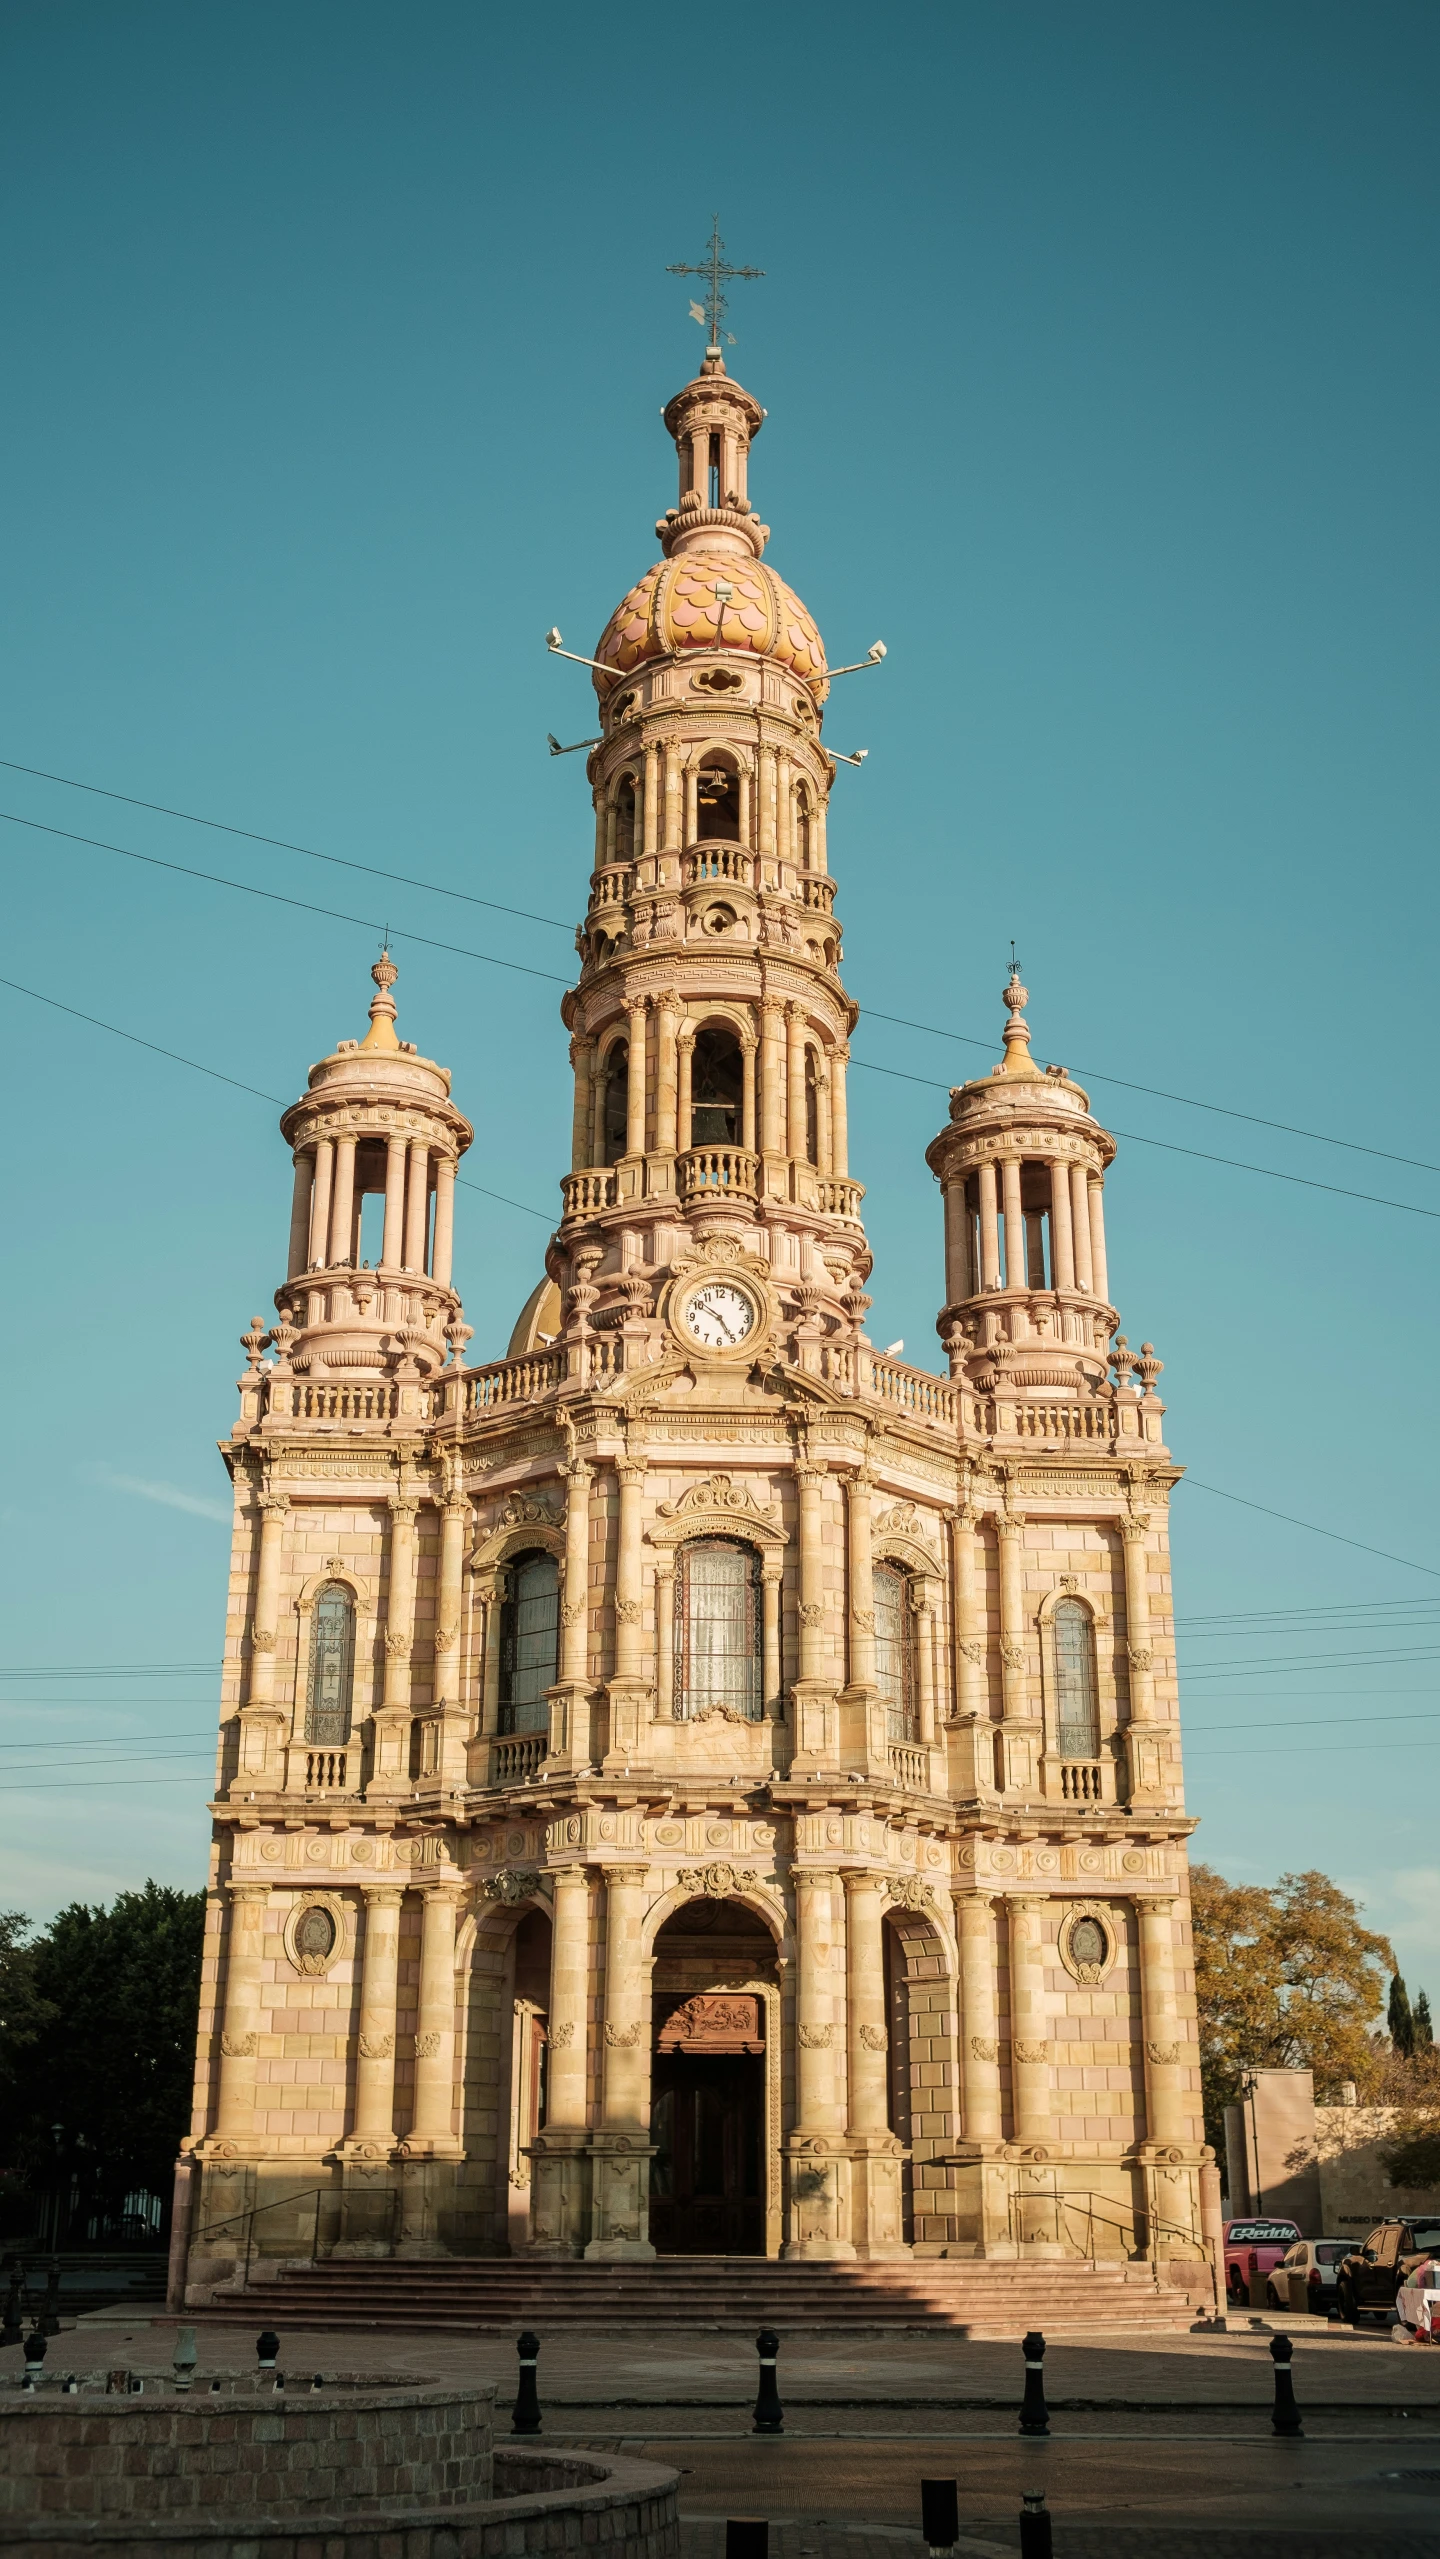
top-left (205, 2257), bottom-right (1200, 2335)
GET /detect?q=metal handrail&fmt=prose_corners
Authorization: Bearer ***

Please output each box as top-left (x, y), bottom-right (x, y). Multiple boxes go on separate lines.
top-left (1007, 2184), bottom-right (1204, 2263)
top-left (189, 2185), bottom-right (401, 2287)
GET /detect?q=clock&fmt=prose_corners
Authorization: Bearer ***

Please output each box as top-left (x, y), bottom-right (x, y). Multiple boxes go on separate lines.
top-left (680, 1280), bottom-right (758, 1352)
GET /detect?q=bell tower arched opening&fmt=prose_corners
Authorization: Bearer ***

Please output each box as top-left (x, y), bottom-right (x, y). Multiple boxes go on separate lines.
top-left (688, 1026), bottom-right (744, 1149)
top-left (696, 760), bottom-right (740, 841)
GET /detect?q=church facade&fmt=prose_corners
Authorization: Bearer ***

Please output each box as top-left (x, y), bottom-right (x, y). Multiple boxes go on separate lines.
top-left (178, 340), bottom-right (1208, 2299)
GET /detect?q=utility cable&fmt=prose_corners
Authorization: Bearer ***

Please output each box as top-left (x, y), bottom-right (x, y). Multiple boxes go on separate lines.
top-left (6, 754), bottom-right (1433, 1175)
top-left (850, 1054), bottom-right (1440, 1223)
top-left (1178, 1478), bottom-right (1440, 1583)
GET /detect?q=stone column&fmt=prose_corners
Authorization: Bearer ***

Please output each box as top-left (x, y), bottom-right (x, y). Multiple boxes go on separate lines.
top-left (760, 1002), bottom-right (785, 1158)
top-left (1007, 1897), bottom-right (1049, 2142)
top-left (529, 1866), bottom-right (591, 2258)
top-left (406, 1884), bottom-right (462, 2153)
top-left (950, 1505), bottom-right (984, 1721)
top-left (786, 1003), bottom-right (808, 1161)
top-left (643, 742), bottom-right (660, 856)
top-left (1050, 1159), bottom-right (1075, 1291)
top-left (404, 1139), bottom-right (430, 1273)
top-left (676, 1032), bottom-right (693, 1155)
top-left (653, 995), bottom-right (679, 1156)
top-left (1001, 1157), bottom-right (1026, 1290)
top-left (1138, 1898), bottom-right (1186, 2146)
top-left (570, 1037), bottom-right (593, 1170)
top-left (371, 1491), bottom-right (418, 1792)
top-left (738, 767), bottom-right (753, 848)
top-left (1070, 1162), bottom-right (1094, 1293)
top-left (287, 1154), bottom-right (313, 1280)
top-left (996, 1512), bottom-right (1036, 1793)
top-left (1120, 1514), bottom-right (1154, 1719)
top-left (845, 1472), bottom-right (876, 1693)
top-left (794, 1869), bottom-right (845, 2130)
top-left (308, 1137), bottom-right (334, 1270)
top-left (844, 1872), bottom-right (889, 2134)
top-left (625, 999), bottom-right (647, 1158)
top-left (830, 1043), bottom-right (849, 1178)
top-left (382, 1133), bottom-right (407, 1267)
top-left (910, 1578), bottom-right (937, 1744)
top-left (815, 1058), bottom-right (832, 1175)
top-left (431, 1156), bottom-right (456, 1289)
top-left (942, 1179), bottom-right (970, 1305)
top-left (214, 1884), bottom-right (269, 2140)
top-left (550, 1460), bottom-right (593, 1770)
top-left (654, 1558), bottom-right (675, 1718)
top-left (329, 1135), bottom-right (356, 1266)
top-left (431, 1490), bottom-right (468, 1782)
top-left (784, 1867), bottom-right (855, 2259)
top-left (977, 1160), bottom-right (1000, 1289)
top-left (589, 1862), bottom-right (657, 2263)
top-left (758, 743), bottom-right (777, 857)
top-left (246, 1491), bottom-right (289, 1708)
top-left (796, 1463), bottom-right (827, 1684)
top-left (663, 741), bottom-right (682, 847)
top-left (351, 1886), bottom-right (404, 2148)
top-left (1088, 1178), bottom-right (1109, 1302)
top-left (683, 764), bottom-right (698, 845)
top-left (740, 1033), bottom-right (757, 1153)
top-left (613, 1460), bottom-right (645, 1680)
top-left (761, 1564), bottom-right (782, 1713)
top-left (590, 1057), bottom-right (608, 1167)
top-left (955, 1893), bottom-right (1002, 2141)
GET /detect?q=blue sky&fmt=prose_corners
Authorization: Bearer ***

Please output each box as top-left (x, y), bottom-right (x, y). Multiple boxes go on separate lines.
top-left (2, 1), bottom-right (1437, 1997)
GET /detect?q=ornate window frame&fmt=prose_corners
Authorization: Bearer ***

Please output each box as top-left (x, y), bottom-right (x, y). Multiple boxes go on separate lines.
top-left (1036, 1580), bottom-right (1110, 1761)
top-left (1056, 1899), bottom-right (1120, 1987)
top-left (290, 1562), bottom-right (377, 1746)
top-left (282, 1889), bottom-right (351, 1978)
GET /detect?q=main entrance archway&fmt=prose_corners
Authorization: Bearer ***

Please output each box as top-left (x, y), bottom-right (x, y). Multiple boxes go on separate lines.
top-left (648, 1897), bottom-right (775, 2256)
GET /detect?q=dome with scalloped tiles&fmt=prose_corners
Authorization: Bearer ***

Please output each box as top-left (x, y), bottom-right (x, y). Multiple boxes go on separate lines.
top-left (594, 540), bottom-right (827, 697)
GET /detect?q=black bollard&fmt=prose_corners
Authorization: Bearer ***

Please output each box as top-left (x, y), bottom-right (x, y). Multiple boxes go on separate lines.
top-left (1018, 2329), bottom-right (1049, 2436)
top-left (40, 2259), bottom-right (62, 2339)
top-left (921, 2478), bottom-right (960, 2553)
top-left (255, 2329), bottom-right (280, 2369)
top-left (1270, 2333), bottom-right (1303, 2436)
top-left (512, 2329), bottom-right (542, 2434)
top-left (0, 2262), bottom-right (24, 2349)
top-left (23, 2329), bottom-right (47, 2374)
top-left (1018, 2489), bottom-right (1053, 2559)
top-left (752, 2326), bottom-right (784, 2434)
top-left (724, 2526), bottom-right (768, 2559)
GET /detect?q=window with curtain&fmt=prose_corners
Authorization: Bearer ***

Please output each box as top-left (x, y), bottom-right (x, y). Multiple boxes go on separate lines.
top-left (676, 1539), bottom-right (762, 1721)
top-left (872, 1562), bottom-right (915, 1743)
top-left (305, 1584), bottom-right (356, 1744)
top-left (498, 1549), bottom-right (561, 1735)
top-left (1053, 1597), bottom-right (1100, 1759)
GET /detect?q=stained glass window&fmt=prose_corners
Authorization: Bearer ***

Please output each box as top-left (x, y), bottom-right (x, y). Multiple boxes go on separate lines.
top-left (305, 1585), bottom-right (355, 1744)
top-left (498, 1550), bottom-right (561, 1735)
top-left (1053, 1597), bottom-right (1100, 1758)
top-left (873, 1563), bottom-right (915, 1743)
top-left (676, 1539), bottom-right (762, 1721)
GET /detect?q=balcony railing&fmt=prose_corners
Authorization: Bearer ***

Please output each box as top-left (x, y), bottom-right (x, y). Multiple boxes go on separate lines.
top-left (816, 1176), bottom-right (865, 1222)
top-left (305, 1748), bottom-right (349, 1791)
top-left (491, 1733), bottom-right (546, 1787)
top-left (588, 862), bottom-right (633, 908)
top-left (889, 1744), bottom-right (929, 1792)
top-left (685, 846), bottom-right (753, 887)
top-left (272, 1380), bottom-right (403, 1423)
top-left (466, 1350), bottom-right (563, 1414)
top-left (676, 1145), bottom-right (760, 1203)
top-left (862, 1353), bottom-right (959, 1427)
top-left (1059, 1759), bottom-right (1105, 1804)
top-left (975, 1398), bottom-right (1120, 1446)
top-left (561, 1168), bottom-right (618, 1219)
top-left (797, 872), bottom-right (837, 912)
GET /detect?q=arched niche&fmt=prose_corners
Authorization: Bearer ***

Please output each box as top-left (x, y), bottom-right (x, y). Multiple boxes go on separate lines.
top-left (289, 1559), bottom-right (379, 1740)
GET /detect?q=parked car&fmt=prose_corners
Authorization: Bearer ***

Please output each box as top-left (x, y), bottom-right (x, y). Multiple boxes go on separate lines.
top-left (1223, 2217), bottom-right (1303, 2302)
top-left (1267, 2237), bottom-right (1349, 2312)
top-left (1338, 2220), bottom-right (1440, 2326)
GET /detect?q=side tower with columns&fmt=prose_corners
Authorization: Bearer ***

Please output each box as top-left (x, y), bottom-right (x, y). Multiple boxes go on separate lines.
top-left (177, 336), bottom-right (1212, 2310)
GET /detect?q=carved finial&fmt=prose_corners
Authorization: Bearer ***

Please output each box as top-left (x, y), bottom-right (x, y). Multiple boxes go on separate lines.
top-left (999, 955), bottom-right (1037, 1077)
top-left (360, 949), bottom-right (400, 1052)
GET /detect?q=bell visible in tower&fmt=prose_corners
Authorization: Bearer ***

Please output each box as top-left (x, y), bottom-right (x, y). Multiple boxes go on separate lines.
top-left (689, 1027), bottom-right (743, 1147)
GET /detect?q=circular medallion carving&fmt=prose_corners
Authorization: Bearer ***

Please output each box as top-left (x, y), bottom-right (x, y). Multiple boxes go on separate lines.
top-left (507, 1830), bottom-right (529, 1856)
top-left (1079, 1850), bottom-right (1102, 1873)
top-left (260, 1841), bottom-right (282, 1861)
top-left (350, 1840), bottom-right (373, 1863)
top-left (655, 1824), bottom-right (683, 1846)
top-left (991, 1849), bottom-right (1015, 1872)
top-left (706, 1824), bottom-right (731, 1847)
top-left (1122, 1851), bottom-right (1145, 1873)
top-left (282, 1891), bottom-right (348, 1978)
top-left (599, 1817), bottom-right (617, 1841)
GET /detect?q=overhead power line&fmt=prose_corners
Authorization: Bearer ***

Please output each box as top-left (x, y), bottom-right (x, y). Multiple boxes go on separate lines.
top-left (850, 1054), bottom-right (1440, 1223)
top-left (8, 751), bottom-right (1433, 1177)
top-left (1179, 1478), bottom-right (1440, 1583)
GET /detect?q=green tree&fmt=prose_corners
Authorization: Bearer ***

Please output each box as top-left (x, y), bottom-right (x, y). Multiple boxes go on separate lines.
top-left (1190, 1864), bottom-right (1394, 2152)
top-left (9, 1883), bottom-right (205, 2230)
top-left (1390, 1972), bottom-right (1416, 2058)
top-left (1416, 1990), bottom-right (1434, 2050)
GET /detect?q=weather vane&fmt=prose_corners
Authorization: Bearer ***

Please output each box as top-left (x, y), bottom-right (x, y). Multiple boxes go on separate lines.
top-left (666, 216), bottom-right (764, 347)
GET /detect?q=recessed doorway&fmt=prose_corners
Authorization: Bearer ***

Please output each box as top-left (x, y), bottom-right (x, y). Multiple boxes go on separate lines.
top-left (650, 2036), bottom-right (764, 2255)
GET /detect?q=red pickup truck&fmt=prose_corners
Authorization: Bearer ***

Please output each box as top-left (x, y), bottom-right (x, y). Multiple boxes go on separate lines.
top-left (1223, 2216), bottom-right (1303, 2302)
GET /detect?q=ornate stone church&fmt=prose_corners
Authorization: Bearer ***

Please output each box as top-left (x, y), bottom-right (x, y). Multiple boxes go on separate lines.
top-left (178, 331), bottom-right (1209, 2306)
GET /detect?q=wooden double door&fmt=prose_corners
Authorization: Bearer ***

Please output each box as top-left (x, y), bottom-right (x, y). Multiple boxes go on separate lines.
top-left (649, 2052), bottom-right (765, 2255)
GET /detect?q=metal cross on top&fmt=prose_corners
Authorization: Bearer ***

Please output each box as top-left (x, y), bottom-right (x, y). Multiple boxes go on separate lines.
top-left (666, 215), bottom-right (764, 348)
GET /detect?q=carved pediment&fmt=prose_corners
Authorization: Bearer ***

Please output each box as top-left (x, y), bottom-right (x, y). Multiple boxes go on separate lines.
top-left (651, 1472), bottom-right (788, 1548)
top-left (658, 1992), bottom-right (764, 2054)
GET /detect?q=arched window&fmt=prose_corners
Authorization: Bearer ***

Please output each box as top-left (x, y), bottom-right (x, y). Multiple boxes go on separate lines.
top-left (690, 1025), bottom-right (743, 1147)
top-left (602, 1038), bottom-right (629, 1164)
top-left (795, 786), bottom-right (812, 866)
top-left (305, 1584), bottom-right (356, 1745)
top-left (614, 776), bottom-right (636, 861)
top-left (676, 1539), bottom-right (762, 1721)
top-left (1053, 1597), bottom-right (1100, 1759)
top-left (498, 1549), bottom-right (561, 1735)
top-left (872, 1562), bottom-right (915, 1743)
top-left (696, 762), bottom-right (740, 841)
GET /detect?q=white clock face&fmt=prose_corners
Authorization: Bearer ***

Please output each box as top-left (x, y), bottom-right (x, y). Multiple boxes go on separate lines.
top-left (684, 1282), bottom-right (756, 1350)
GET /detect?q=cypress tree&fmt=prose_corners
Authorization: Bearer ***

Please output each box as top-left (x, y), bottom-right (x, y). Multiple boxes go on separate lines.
top-left (1389, 1972), bottom-right (1416, 2058)
top-left (1415, 1990), bottom-right (1434, 2050)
